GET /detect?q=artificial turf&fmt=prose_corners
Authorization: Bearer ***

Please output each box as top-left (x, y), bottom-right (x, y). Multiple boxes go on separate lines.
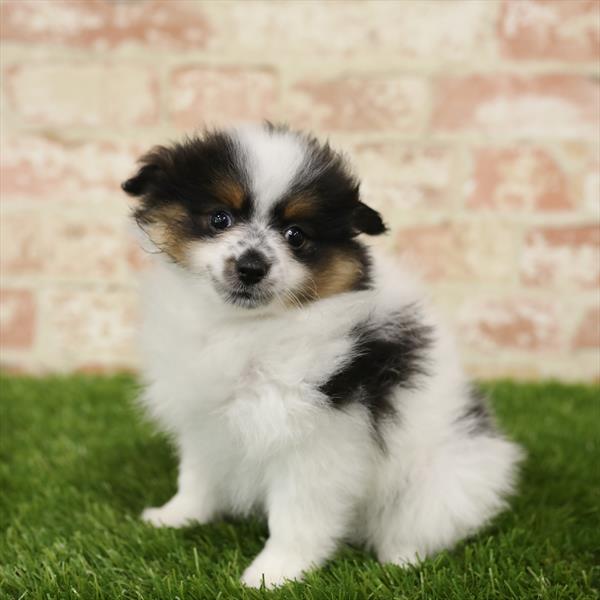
top-left (0, 375), bottom-right (598, 600)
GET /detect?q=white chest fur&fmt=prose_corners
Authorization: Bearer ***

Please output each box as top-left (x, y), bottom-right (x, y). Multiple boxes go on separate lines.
top-left (138, 261), bottom-right (371, 447)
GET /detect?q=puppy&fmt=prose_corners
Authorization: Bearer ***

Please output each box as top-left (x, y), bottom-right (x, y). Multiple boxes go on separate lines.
top-left (122, 123), bottom-right (522, 588)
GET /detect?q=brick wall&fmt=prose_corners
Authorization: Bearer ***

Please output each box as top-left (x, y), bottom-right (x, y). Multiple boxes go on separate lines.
top-left (1, 0), bottom-right (598, 380)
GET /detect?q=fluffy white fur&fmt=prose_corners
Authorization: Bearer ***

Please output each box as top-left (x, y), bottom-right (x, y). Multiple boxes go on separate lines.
top-left (133, 126), bottom-right (523, 589)
top-left (236, 125), bottom-right (308, 213)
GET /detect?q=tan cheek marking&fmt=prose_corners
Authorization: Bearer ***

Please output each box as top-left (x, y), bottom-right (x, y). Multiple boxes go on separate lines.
top-left (144, 204), bottom-right (191, 265)
top-left (285, 252), bottom-right (362, 308)
top-left (312, 253), bottom-right (363, 299)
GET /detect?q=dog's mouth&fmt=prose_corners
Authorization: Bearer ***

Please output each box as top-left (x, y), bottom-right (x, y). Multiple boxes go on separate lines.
top-left (210, 275), bottom-right (273, 309)
top-left (225, 288), bottom-right (271, 308)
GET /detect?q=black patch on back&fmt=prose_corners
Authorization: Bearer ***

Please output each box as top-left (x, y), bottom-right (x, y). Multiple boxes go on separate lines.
top-left (319, 307), bottom-right (434, 439)
top-left (456, 386), bottom-right (495, 436)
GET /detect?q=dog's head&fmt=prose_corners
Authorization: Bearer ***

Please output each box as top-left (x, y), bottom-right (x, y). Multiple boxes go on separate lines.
top-left (122, 124), bottom-right (386, 309)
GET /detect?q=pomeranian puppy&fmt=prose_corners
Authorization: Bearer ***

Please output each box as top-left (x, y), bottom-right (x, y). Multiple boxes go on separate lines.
top-left (122, 123), bottom-right (522, 588)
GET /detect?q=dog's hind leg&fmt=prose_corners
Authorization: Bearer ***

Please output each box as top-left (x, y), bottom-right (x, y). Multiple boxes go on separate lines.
top-left (371, 433), bottom-right (522, 566)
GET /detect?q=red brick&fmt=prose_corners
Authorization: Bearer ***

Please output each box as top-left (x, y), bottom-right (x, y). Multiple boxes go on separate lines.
top-left (0, 213), bottom-right (44, 275)
top-left (0, 213), bottom-right (129, 280)
top-left (520, 225), bottom-right (600, 288)
top-left (548, 142), bottom-right (600, 213)
top-left (0, 0), bottom-right (211, 49)
top-left (0, 135), bottom-right (140, 201)
top-left (206, 1), bottom-right (493, 60)
top-left (44, 287), bottom-right (137, 360)
top-left (459, 297), bottom-right (562, 351)
top-left (0, 289), bottom-right (35, 349)
top-left (579, 145), bottom-right (600, 213)
top-left (573, 305), bottom-right (600, 349)
top-left (498, 0), bottom-right (600, 62)
top-left (350, 143), bottom-right (454, 210)
top-left (466, 147), bottom-right (573, 211)
top-left (4, 64), bottom-right (159, 127)
top-left (433, 74), bottom-right (599, 136)
top-left (170, 67), bottom-right (278, 129)
top-left (43, 218), bottom-right (130, 280)
top-left (393, 221), bottom-right (517, 283)
top-left (287, 75), bottom-right (428, 133)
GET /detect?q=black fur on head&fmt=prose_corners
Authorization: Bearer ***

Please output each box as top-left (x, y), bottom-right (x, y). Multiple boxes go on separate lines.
top-left (121, 132), bottom-right (252, 262)
top-left (273, 130), bottom-right (387, 240)
top-left (122, 132), bottom-right (250, 226)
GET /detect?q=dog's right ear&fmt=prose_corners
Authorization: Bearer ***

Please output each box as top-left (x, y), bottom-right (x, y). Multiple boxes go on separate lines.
top-left (121, 163), bottom-right (160, 197)
top-left (122, 145), bottom-right (172, 197)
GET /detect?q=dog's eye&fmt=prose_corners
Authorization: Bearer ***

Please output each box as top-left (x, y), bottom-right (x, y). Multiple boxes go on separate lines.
top-left (210, 211), bottom-right (233, 230)
top-left (284, 226), bottom-right (305, 248)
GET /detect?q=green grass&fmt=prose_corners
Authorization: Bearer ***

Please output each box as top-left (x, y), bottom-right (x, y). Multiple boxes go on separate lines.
top-left (0, 376), bottom-right (598, 600)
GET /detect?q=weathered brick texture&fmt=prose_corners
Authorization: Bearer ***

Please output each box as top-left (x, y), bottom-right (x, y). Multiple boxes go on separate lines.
top-left (202, 1), bottom-right (494, 60)
top-left (573, 305), bottom-right (600, 349)
top-left (459, 297), bottom-right (563, 352)
top-left (1, 0), bottom-right (598, 380)
top-left (498, 0), bottom-right (600, 62)
top-left (170, 67), bottom-right (279, 129)
top-left (351, 143), bottom-right (455, 210)
top-left (286, 75), bottom-right (429, 133)
top-left (0, 289), bottom-right (36, 350)
top-left (4, 64), bottom-right (159, 128)
top-left (0, 0), bottom-right (212, 49)
top-left (0, 136), bottom-right (141, 201)
top-left (521, 225), bottom-right (600, 288)
top-left (466, 146), bottom-right (575, 212)
top-left (394, 221), bottom-right (518, 284)
top-left (433, 75), bottom-right (599, 137)
top-left (40, 287), bottom-right (138, 372)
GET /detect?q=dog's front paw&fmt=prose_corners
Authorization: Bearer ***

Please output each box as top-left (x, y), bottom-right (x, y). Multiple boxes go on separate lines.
top-left (378, 545), bottom-right (422, 568)
top-left (141, 506), bottom-right (188, 528)
top-left (241, 551), bottom-right (308, 589)
top-left (141, 491), bottom-right (215, 528)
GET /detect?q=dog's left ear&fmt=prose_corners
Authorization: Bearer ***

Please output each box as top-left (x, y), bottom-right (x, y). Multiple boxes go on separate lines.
top-left (352, 201), bottom-right (387, 236)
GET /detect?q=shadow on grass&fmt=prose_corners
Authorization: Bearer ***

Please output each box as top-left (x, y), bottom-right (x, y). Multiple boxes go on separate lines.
top-left (82, 434), bottom-right (178, 514)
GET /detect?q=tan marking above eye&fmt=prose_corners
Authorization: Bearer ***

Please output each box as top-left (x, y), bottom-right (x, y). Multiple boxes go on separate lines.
top-left (281, 194), bottom-right (319, 222)
top-left (213, 179), bottom-right (245, 211)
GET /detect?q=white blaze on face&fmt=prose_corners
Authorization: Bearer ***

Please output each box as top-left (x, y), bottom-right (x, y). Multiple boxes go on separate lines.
top-left (234, 125), bottom-right (307, 216)
top-left (186, 225), bottom-right (247, 278)
top-left (259, 226), bottom-right (309, 299)
top-left (185, 127), bottom-right (314, 306)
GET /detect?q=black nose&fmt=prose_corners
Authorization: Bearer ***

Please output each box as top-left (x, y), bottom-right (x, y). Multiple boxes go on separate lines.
top-left (236, 250), bottom-right (270, 285)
